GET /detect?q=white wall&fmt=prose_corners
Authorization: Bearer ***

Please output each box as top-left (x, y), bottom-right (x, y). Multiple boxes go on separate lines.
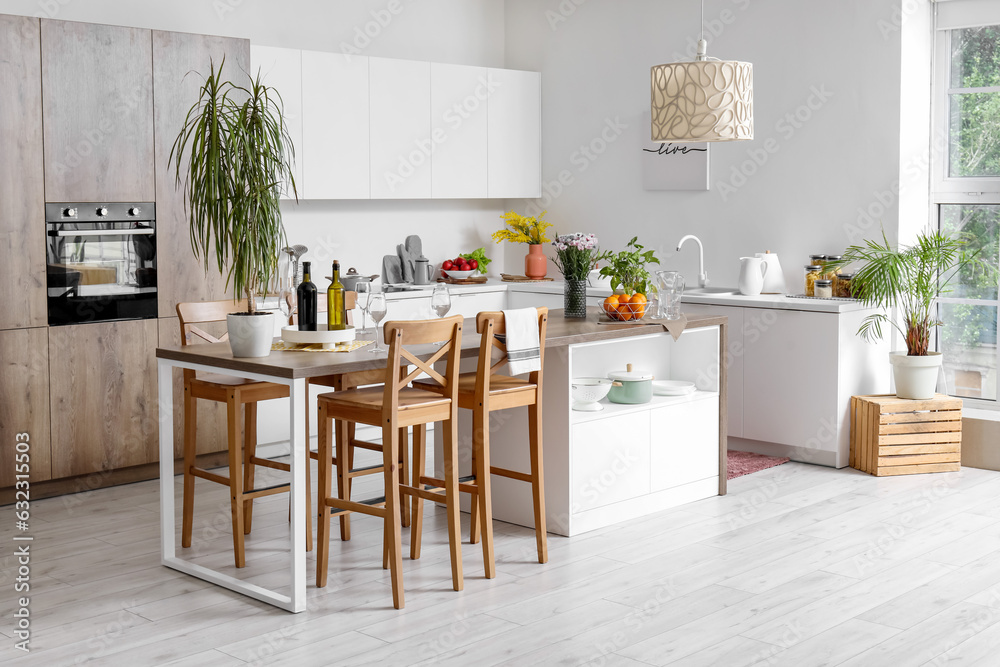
top-left (1, 0), bottom-right (509, 278)
top-left (502, 0), bottom-right (904, 291)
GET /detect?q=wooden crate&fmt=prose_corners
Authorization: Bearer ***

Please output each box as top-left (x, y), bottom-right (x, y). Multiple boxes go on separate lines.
top-left (850, 394), bottom-right (962, 476)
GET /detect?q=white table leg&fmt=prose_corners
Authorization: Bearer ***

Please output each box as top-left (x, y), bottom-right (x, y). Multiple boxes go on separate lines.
top-left (288, 377), bottom-right (307, 612)
top-left (158, 359), bottom-right (176, 564)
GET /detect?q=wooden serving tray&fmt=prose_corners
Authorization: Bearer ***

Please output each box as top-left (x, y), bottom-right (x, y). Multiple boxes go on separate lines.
top-left (436, 275), bottom-right (488, 285)
top-left (501, 274), bottom-right (554, 283)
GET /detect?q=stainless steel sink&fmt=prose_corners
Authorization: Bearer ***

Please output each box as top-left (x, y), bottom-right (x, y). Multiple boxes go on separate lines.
top-left (686, 287), bottom-right (738, 296)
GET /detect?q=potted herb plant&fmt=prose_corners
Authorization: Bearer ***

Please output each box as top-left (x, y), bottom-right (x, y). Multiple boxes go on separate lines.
top-left (599, 237), bottom-right (660, 321)
top-left (492, 210), bottom-right (553, 280)
top-left (170, 59), bottom-right (298, 357)
top-left (830, 229), bottom-right (994, 399)
top-left (552, 233), bottom-right (610, 318)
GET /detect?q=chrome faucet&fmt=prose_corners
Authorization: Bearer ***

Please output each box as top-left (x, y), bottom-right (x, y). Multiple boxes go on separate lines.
top-left (676, 235), bottom-right (709, 288)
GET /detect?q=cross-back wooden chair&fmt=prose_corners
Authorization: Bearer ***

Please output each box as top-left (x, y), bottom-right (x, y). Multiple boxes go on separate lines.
top-left (176, 299), bottom-right (310, 568)
top-left (287, 291), bottom-right (410, 542)
top-left (315, 314), bottom-right (464, 609)
top-left (412, 308), bottom-right (549, 577)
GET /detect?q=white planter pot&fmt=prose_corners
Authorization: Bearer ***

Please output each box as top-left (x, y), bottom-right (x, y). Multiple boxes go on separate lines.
top-left (889, 351), bottom-right (942, 400)
top-left (227, 312), bottom-right (275, 358)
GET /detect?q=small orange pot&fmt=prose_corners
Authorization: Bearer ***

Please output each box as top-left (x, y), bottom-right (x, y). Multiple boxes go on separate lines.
top-left (524, 244), bottom-right (547, 280)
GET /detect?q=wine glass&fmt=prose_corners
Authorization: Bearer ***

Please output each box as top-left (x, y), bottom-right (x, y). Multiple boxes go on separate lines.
top-left (277, 250), bottom-right (297, 326)
top-left (368, 290), bottom-right (388, 354)
top-left (430, 284), bottom-right (452, 345)
top-left (355, 282), bottom-right (371, 337)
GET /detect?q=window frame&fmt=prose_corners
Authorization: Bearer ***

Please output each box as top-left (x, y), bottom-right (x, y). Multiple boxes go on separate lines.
top-left (931, 2), bottom-right (1000, 408)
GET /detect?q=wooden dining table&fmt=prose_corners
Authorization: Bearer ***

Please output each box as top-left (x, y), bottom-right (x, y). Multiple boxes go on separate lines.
top-left (155, 308), bottom-right (727, 612)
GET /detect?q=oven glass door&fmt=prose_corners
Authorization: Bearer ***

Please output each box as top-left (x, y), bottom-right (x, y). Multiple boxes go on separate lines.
top-left (46, 221), bottom-right (157, 325)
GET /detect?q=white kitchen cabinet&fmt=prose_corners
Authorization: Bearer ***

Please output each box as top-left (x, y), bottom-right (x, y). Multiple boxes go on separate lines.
top-left (430, 63), bottom-right (488, 198)
top-left (571, 413), bottom-right (651, 512)
top-left (487, 68), bottom-right (541, 198)
top-left (506, 289), bottom-right (605, 311)
top-left (682, 303), bottom-right (745, 437)
top-left (369, 57), bottom-right (431, 199)
top-left (383, 288), bottom-right (507, 322)
top-left (649, 396), bottom-right (719, 492)
top-left (250, 45), bottom-right (302, 198)
top-left (301, 50), bottom-right (369, 199)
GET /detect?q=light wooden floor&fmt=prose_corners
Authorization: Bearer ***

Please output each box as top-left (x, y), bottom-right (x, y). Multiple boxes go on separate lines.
top-left (5, 458), bottom-right (1000, 666)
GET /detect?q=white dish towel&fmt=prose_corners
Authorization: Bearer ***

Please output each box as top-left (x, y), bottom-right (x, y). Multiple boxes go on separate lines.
top-left (501, 308), bottom-right (541, 375)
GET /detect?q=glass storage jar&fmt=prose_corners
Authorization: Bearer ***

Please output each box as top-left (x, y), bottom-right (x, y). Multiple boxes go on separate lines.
top-left (814, 279), bottom-right (834, 298)
top-left (804, 264), bottom-right (822, 296)
top-left (836, 273), bottom-right (854, 298)
top-left (824, 254), bottom-right (842, 280)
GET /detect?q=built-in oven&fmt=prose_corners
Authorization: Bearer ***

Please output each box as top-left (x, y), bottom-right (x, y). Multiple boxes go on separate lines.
top-left (46, 202), bottom-right (157, 326)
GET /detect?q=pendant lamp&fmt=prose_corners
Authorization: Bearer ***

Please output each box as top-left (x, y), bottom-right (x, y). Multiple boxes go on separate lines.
top-left (651, 1), bottom-right (754, 142)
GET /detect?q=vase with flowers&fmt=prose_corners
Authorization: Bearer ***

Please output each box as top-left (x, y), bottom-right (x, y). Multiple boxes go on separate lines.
top-left (492, 210), bottom-right (554, 279)
top-left (552, 233), bottom-right (610, 318)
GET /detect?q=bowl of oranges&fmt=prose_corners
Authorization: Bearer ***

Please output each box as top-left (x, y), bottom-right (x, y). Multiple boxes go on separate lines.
top-left (603, 292), bottom-right (648, 321)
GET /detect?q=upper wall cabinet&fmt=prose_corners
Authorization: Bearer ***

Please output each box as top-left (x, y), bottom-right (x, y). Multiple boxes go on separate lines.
top-left (250, 46), bottom-right (540, 200)
top-left (301, 50), bottom-right (370, 199)
top-left (153, 30), bottom-right (250, 317)
top-left (40, 19), bottom-right (155, 202)
top-left (251, 45), bottom-right (303, 200)
top-left (369, 57), bottom-right (432, 199)
top-left (0, 15), bottom-right (47, 330)
top-left (487, 68), bottom-right (541, 199)
top-left (431, 63), bottom-right (489, 199)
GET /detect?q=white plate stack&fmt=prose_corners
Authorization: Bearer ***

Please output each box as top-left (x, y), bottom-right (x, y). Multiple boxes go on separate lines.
top-left (652, 380), bottom-right (697, 396)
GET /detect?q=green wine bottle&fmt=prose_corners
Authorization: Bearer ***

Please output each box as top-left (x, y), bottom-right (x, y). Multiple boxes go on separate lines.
top-left (328, 260), bottom-right (347, 331)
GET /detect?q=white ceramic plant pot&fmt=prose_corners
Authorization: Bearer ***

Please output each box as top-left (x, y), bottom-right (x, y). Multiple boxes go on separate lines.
top-left (889, 351), bottom-right (942, 400)
top-left (227, 312), bottom-right (275, 358)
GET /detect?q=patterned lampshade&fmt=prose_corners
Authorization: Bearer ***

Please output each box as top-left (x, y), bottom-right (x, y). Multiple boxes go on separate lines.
top-left (650, 58), bottom-right (754, 142)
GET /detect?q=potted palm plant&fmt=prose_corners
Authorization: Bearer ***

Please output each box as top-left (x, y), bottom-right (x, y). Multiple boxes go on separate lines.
top-left (831, 229), bottom-right (994, 399)
top-left (170, 59), bottom-right (297, 357)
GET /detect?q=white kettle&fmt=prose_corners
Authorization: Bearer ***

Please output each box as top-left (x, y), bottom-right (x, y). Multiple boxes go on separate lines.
top-left (738, 256), bottom-right (768, 296)
top-left (755, 250), bottom-right (786, 294)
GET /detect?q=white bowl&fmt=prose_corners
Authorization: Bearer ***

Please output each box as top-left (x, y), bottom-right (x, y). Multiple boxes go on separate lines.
top-left (444, 269), bottom-right (475, 280)
top-left (571, 377), bottom-right (613, 411)
top-left (652, 380), bottom-right (696, 396)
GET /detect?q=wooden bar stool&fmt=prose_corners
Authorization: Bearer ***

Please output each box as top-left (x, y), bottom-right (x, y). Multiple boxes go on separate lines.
top-left (315, 315), bottom-right (464, 609)
top-left (176, 300), bottom-right (311, 568)
top-left (288, 291), bottom-right (410, 543)
top-left (412, 308), bottom-right (549, 577)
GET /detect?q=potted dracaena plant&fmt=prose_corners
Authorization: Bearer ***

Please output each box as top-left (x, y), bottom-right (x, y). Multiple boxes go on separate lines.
top-left (829, 229), bottom-right (995, 399)
top-left (170, 58), bottom-right (298, 357)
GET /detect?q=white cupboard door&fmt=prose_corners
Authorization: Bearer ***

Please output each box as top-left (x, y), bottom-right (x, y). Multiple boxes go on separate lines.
top-left (571, 413), bottom-right (650, 512)
top-left (681, 304), bottom-right (745, 437)
top-left (487, 68), bottom-right (541, 198)
top-left (450, 291), bottom-right (507, 319)
top-left (250, 45), bottom-right (302, 199)
top-left (369, 57), bottom-right (431, 199)
top-left (430, 63), bottom-right (488, 198)
top-left (649, 397), bottom-right (719, 492)
top-left (301, 51), bottom-right (369, 199)
top-left (742, 309), bottom-right (839, 450)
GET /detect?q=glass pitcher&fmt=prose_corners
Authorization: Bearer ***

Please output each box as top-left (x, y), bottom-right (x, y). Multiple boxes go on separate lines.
top-left (655, 270), bottom-right (685, 319)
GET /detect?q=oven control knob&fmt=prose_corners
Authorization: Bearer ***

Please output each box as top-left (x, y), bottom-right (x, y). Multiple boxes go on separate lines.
top-left (63, 207), bottom-right (77, 217)
top-left (128, 206), bottom-right (141, 217)
top-left (96, 207), bottom-right (109, 217)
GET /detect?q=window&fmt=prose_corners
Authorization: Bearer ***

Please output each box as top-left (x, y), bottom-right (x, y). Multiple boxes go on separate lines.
top-left (933, 3), bottom-right (1000, 405)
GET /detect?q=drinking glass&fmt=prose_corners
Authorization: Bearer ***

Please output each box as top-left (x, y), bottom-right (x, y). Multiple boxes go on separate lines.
top-left (655, 270), bottom-right (685, 320)
top-left (368, 290), bottom-right (388, 354)
top-left (354, 282), bottom-right (371, 337)
top-left (277, 251), bottom-right (297, 326)
top-left (430, 284), bottom-right (452, 346)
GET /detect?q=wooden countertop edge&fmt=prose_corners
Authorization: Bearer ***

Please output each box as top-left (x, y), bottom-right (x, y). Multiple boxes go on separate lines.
top-left (155, 308), bottom-right (728, 379)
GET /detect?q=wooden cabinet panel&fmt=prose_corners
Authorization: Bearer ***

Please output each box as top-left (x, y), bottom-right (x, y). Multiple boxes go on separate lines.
top-left (487, 68), bottom-right (541, 198)
top-left (48, 320), bottom-right (159, 478)
top-left (0, 15), bottom-right (47, 330)
top-left (250, 45), bottom-right (302, 199)
top-left (41, 19), bottom-right (154, 202)
top-left (0, 328), bottom-right (52, 485)
top-left (153, 30), bottom-right (249, 317)
top-left (431, 63), bottom-right (488, 198)
top-left (300, 50), bottom-right (370, 199)
top-left (157, 317), bottom-right (229, 458)
top-left (369, 57), bottom-right (432, 199)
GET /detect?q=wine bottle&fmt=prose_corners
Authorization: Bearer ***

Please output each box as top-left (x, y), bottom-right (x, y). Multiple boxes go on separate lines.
top-left (328, 260), bottom-right (347, 331)
top-left (297, 261), bottom-right (318, 331)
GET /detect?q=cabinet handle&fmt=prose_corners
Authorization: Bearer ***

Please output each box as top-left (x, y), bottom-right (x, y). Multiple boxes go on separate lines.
top-left (50, 229), bottom-right (154, 237)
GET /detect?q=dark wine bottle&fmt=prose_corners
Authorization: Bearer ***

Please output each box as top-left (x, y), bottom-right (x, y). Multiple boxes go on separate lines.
top-left (297, 261), bottom-right (318, 331)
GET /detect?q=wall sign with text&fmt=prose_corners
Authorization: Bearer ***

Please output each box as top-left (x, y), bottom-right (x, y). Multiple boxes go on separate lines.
top-left (641, 113), bottom-right (710, 191)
